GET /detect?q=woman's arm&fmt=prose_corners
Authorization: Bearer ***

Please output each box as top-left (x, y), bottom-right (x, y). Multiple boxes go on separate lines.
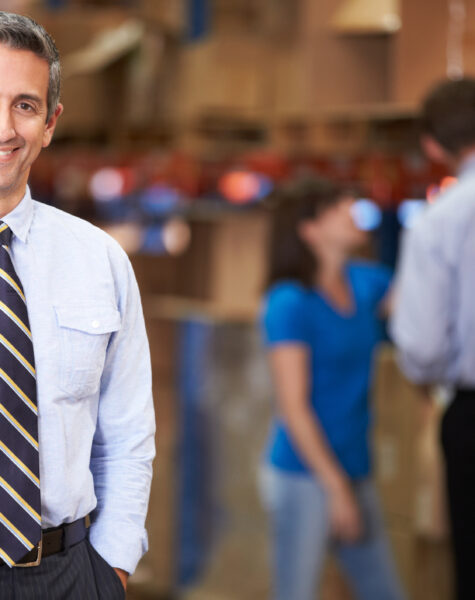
top-left (379, 286), bottom-right (394, 319)
top-left (269, 344), bottom-right (362, 541)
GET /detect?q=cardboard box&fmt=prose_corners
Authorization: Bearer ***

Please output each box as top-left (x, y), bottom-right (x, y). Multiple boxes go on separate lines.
top-left (384, 522), bottom-right (453, 600)
top-left (373, 345), bottom-right (450, 540)
top-left (373, 345), bottom-right (453, 600)
top-left (273, 37), bottom-right (390, 120)
top-left (174, 221), bottom-right (215, 301)
top-left (2, 0), bottom-right (39, 13)
top-left (207, 213), bottom-right (269, 312)
top-left (270, 0), bottom-right (391, 121)
top-left (171, 213), bottom-right (269, 315)
top-left (413, 538), bottom-right (453, 600)
top-left (145, 318), bottom-right (177, 375)
top-left (139, 0), bottom-right (185, 34)
top-left (214, 0), bottom-right (297, 39)
top-left (132, 254), bottom-right (182, 297)
top-left (174, 34), bottom-right (273, 122)
top-left (30, 7), bottom-right (178, 136)
top-left (140, 369), bottom-right (179, 594)
top-left (153, 381), bottom-right (178, 447)
top-left (385, 517), bottom-right (454, 600)
top-left (390, 0), bottom-right (475, 104)
top-left (386, 521), bottom-right (417, 596)
top-left (413, 400), bottom-right (450, 540)
top-left (28, 8), bottom-right (131, 136)
top-left (373, 345), bottom-right (419, 520)
top-left (143, 435), bottom-right (178, 594)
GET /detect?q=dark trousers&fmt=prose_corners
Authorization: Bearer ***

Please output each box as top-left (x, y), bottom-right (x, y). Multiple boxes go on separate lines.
top-left (0, 538), bottom-right (125, 599)
top-left (441, 390), bottom-right (475, 600)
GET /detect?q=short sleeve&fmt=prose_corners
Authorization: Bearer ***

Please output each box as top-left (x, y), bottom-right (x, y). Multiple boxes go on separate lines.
top-left (261, 283), bottom-right (310, 347)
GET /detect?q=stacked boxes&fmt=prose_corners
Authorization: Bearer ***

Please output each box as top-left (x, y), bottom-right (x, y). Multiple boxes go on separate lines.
top-left (372, 345), bottom-right (453, 600)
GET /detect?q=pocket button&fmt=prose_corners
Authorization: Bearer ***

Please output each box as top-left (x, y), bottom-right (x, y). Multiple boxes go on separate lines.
top-left (91, 320), bottom-right (100, 329)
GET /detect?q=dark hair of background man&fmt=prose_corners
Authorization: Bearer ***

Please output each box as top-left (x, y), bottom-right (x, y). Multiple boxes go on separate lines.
top-left (421, 77), bottom-right (475, 155)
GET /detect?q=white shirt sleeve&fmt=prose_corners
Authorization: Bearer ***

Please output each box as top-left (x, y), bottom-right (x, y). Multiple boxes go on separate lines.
top-left (390, 224), bottom-right (456, 384)
top-left (88, 247), bottom-right (155, 574)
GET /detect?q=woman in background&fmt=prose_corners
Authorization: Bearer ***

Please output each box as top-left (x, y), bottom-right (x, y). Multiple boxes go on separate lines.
top-left (259, 177), bottom-right (406, 600)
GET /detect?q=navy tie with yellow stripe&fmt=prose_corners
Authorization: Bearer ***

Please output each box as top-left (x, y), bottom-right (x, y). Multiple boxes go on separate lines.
top-left (0, 223), bottom-right (41, 566)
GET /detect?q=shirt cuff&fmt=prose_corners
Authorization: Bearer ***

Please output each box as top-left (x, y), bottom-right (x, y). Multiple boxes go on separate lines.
top-left (88, 517), bottom-right (148, 575)
top-left (395, 350), bottom-right (454, 385)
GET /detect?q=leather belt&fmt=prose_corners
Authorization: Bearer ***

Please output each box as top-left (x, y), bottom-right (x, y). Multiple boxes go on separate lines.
top-left (0, 516), bottom-right (89, 568)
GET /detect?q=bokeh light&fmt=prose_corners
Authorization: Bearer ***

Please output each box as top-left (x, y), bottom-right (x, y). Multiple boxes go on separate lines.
top-left (218, 170), bottom-right (273, 205)
top-left (140, 184), bottom-right (183, 217)
top-left (163, 218), bottom-right (192, 256)
top-left (102, 222), bottom-right (144, 254)
top-left (397, 199), bottom-right (427, 228)
top-left (426, 176), bottom-right (457, 203)
top-left (90, 168), bottom-right (125, 202)
top-left (351, 199), bottom-right (382, 231)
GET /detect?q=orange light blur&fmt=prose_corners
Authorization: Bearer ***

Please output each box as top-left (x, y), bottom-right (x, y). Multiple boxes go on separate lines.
top-left (218, 171), bottom-right (261, 205)
top-left (426, 176), bottom-right (457, 204)
top-left (440, 176), bottom-right (457, 191)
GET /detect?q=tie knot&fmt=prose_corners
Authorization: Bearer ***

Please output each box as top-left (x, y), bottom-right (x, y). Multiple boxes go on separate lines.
top-left (0, 222), bottom-right (12, 246)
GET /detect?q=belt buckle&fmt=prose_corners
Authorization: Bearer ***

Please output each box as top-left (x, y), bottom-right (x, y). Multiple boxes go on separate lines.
top-left (15, 536), bottom-right (42, 568)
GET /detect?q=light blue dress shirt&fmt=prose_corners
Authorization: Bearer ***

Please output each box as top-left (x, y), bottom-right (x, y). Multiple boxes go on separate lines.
top-left (391, 154), bottom-right (475, 386)
top-left (1, 187), bottom-right (155, 574)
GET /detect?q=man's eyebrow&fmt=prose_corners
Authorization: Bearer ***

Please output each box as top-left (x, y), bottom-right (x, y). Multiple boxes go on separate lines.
top-left (14, 93), bottom-right (44, 106)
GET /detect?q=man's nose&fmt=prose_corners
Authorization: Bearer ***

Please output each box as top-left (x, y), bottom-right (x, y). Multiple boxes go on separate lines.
top-left (0, 107), bottom-right (16, 143)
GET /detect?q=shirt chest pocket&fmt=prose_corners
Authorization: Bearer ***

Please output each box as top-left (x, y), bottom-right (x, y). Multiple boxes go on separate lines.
top-left (54, 305), bottom-right (121, 398)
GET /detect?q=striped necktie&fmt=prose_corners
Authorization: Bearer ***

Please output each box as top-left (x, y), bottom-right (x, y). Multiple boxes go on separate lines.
top-left (0, 222), bottom-right (41, 566)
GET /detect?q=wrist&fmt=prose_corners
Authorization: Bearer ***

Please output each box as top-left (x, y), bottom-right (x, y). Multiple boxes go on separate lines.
top-left (322, 471), bottom-right (350, 495)
top-left (113, 568), bottom-right (129, 590)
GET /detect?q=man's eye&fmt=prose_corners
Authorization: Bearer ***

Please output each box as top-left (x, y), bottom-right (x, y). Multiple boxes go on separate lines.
top-left (18, 103), bottom-right (34, 112)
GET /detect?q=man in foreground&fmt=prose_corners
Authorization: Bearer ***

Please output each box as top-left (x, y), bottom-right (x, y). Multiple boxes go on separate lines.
top-left (391, 78), bottom-right (475, 600)
top-left (0, 11), bottom-right (155, 598)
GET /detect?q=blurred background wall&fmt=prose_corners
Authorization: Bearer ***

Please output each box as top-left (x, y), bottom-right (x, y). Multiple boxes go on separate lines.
top-left (4, 0), bottom-right (471, 598)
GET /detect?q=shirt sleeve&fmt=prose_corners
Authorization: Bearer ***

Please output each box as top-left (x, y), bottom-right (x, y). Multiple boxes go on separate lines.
top-left (262, 284), bottom-right (310, 347)
top-left (390, 225), bottom-right (456, 384)
top-left (88, 246), bottom-right (155, 574)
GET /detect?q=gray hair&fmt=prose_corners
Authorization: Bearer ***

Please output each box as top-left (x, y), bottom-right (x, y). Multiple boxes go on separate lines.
top-left (0, 12), bottom-right (60, 122)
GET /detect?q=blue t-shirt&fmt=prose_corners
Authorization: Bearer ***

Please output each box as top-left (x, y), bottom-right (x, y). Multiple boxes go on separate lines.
top-left (261, 261), bottom-right (392, 479)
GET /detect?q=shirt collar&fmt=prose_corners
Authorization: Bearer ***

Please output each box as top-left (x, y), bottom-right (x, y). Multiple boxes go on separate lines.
top-left (1, 186), bottom-right (34, 244)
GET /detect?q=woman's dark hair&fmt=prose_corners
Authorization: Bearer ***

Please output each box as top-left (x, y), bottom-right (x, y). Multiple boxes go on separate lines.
top-left (266, 176), bottom-right (345, 289)
top-left (421, 78), bottom-right (475, 155)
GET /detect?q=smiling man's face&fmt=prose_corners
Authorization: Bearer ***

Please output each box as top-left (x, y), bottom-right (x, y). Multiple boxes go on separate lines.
top-left (0, 44), bottom-right (62, 211)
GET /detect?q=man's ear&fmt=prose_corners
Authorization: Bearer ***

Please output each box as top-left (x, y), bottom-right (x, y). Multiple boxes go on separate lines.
top-left (42, 103), bottom-right (64, 149)
top-left (421, 134), bottom-right (451, 165)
